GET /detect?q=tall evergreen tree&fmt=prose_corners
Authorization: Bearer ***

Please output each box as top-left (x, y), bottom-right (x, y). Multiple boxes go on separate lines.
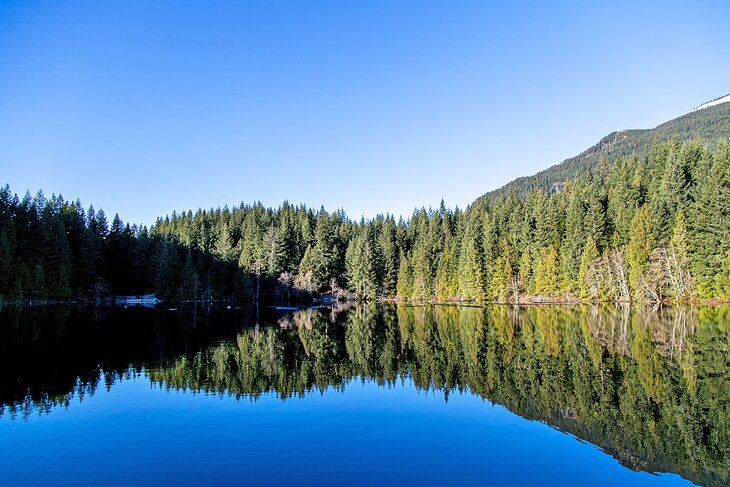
top-left (534, 245), bottom-right (559, 297)
top-left (578, 236), bottom-right (599, 300)
top-left (626, 205), bottom-right (654, 301)
top-left (458, 221), bottom-right (485, 302)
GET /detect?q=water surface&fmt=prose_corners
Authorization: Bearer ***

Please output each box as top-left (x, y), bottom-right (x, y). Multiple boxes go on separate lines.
top-left (0, 304), bottom-right (727, 486)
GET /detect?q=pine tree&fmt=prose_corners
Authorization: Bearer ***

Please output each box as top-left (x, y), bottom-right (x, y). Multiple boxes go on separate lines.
top-left (491, 239), bottom-right (515, 302)
top-left (434, 244), bottom-right (452, 301)
top-left (297, 244), bottom-right (315, 292)
top-left (584, 185), bottom-right (607, 250)
top-left (720, 251), bottom-right (730, 302)
top-left (345, 234), bottom-right (368, 299)
top-left (561, 186), bottom-right (585, 294)
top-left (156, 241), bottom-right (181, 302)
top-left (534, 245), bottom-right (559, 297)
top-left (607, 155), bottom-right (641, 247)
top-left (458, 222), bottom-right (485, 302)
top-left (518, 250), bottom-right (532, 295)
top-left (214, 222), bottom-right (236, 262)
top-left (665, 211), bottom-right (694, 300)
top-left (396, 251), bottom-right (412, 299)
top-left (578, 236), bottom-right (599, 300)
top-left (0, 230), bottom-right (16, 299)
top-left (309, 211), bottom-right (338, 290)
top-left (263, 225), bottom-right (286, 277)
top-left (377, 219), bottom-right (398, 297)
top-left (41, 205), bottom-right (72, 299)
top-left (410, 237), bottom-right (433, 300)
top-left (180, 249), bottom-right (199, 300)
top-left (690, 141), bottom-right (730, 297)
top-left (626, 205), bottom-right (654, 301)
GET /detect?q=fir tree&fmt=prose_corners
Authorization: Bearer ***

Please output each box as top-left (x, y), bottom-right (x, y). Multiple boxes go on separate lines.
top-left (578, 236), bottom-right (599, 300)
top-left (180, 249), bottom-right (199, 300)
top-left (626, 205), bottom-right (654, 301)
top-left (534, 245), bottom-right (559, 297)
top-left (396, 252), bottom-right (412, 299)
top-left (378, 219), bottom-right (398, 297)
top-left (665, 211), bottom-right (693, 300)
top-left (458, 222), bottom-right (485, 302)
top-left (491, 239), bottom-right (515, 302)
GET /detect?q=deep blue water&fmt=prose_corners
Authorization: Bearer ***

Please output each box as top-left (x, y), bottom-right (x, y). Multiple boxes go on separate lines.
top-left (0, 375), bottom-right (692, 487)
top-left (0, 304), bottom-right (727, 486)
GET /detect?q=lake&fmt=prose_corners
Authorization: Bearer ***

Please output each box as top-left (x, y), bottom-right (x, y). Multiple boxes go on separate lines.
top-left (0, 304), bottom-right (727, 486)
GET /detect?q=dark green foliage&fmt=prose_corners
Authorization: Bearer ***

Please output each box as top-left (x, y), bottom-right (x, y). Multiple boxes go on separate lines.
top-left (377, 217), bottom-right (398, 298)
top-left (690, 141), bottom-right (730, 297)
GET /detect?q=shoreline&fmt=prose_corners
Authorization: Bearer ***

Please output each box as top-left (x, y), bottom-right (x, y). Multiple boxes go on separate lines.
top-left (1, 296), bottom-right (726, 308)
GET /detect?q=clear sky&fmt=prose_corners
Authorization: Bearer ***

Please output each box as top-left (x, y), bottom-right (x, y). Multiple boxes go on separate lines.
top-left (1, 1), bottom-right (729, 226)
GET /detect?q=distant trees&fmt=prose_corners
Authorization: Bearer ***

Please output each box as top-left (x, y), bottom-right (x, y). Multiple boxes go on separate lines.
top-left (1, 139), bottom-right (729, 304)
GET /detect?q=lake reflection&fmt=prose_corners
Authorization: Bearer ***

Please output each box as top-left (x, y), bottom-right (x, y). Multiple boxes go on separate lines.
top-left (0, 304), bottom-right (728, 486)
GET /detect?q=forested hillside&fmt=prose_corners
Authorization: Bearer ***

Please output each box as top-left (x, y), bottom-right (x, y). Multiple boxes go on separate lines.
top-left (477, 100), bottom-right (730, 201)
top-left (1, 138), bottom-right (729, 304)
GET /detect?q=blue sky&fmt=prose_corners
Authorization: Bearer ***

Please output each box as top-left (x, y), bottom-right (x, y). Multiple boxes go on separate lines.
top-left (1, 1), bottom-right (729, 226)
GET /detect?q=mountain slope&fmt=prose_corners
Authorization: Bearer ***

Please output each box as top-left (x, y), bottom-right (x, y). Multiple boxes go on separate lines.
top-left (476, 98), bottom-right (730, 203)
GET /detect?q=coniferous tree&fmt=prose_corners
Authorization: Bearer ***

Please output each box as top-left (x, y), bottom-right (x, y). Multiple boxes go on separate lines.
top-left (652, 150), bottom-right (691, 242)
top-left (298, 244), bottom-right (315, 293)
top-left (180, 249), bottom-right (199, 300)
top-left (156, 241), bottom-right (181, 302)
top-left (378, 218), bottom-right (398, 297)
top-left (458, 221), bottom-right (485, 302)
top-left (534, 245), bottom-right (559, 297)
top-left (345, 234), bottom-right (375, 300)
top-left (396, 251), bottom-right (412, 299)
top-left (664, 211), bottom-right (693, 300)
top-left (410, 236), bottom-right (433, 301)
top-left (434, 244), bottom-right (452, 301)
top-left (309, 210), bottom-right (338, 290)
top-left (214, 222), bottom-right (236, 262)
top-left (626, 206), bottom-right (654, 301)
top-left (263, 225), bottom-right (286, 277)
top-left (578, 236), bottom-right (599, 300)
top-left (720, 251), bottom-right (730, 301)
top-left (491, 239), bottom-right (516, 302)
top-left (561, 185), bottom-right (585, 294)
top-left (690, 141), bottom-right (730, 297)
top-left (518, 250), bottom-right (532, 295)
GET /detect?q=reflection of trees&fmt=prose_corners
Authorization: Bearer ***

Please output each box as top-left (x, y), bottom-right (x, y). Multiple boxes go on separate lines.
top-left (0, 304), bottom-right (253, 419)
top-left (1, 304), bottom-right (728, 486)
top-left (143, 304), bottom-right (730, 486)
top-left (164, 304), bottom-right (728, 485)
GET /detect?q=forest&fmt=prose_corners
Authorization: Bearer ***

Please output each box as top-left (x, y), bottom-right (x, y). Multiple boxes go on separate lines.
top-left (1, 138), bottom-right (729, 304)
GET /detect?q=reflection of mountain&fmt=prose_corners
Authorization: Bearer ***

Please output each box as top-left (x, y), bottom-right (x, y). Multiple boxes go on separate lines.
top-left (1, 305), bottom-right (728, 486)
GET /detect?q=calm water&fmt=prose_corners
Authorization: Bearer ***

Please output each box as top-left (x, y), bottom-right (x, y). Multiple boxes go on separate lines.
top-left (0, 304), bottom-right (727, 486)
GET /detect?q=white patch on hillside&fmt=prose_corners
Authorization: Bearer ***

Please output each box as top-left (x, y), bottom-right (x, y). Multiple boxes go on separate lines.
top-left (693, 93), bottom-right (730, 111)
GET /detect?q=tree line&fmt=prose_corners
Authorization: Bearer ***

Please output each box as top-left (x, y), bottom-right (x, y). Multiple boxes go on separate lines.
top-left (1, 138), bottom-right (729, 304)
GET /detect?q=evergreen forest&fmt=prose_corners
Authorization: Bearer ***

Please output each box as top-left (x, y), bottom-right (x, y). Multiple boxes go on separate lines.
top-left (1, 138), bottom-right (729, 304)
